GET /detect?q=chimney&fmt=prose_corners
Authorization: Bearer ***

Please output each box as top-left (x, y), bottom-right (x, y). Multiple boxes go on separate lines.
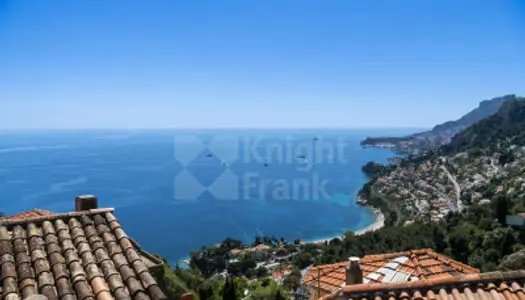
top-left (75, 195), bottom-right (98, 212)
top-left (345, 257), bottom-right (363, 285)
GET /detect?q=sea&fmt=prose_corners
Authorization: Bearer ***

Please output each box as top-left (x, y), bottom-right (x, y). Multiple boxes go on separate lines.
top-left (0, 128), bottom-right (419, 265)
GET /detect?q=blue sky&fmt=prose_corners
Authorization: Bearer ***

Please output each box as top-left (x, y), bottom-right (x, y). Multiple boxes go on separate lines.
top-left (1, 0), bottom-right (524, 129)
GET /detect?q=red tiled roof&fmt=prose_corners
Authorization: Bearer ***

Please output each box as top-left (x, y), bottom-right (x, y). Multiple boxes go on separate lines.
top-left (0, 209), bottom-right (55, 221)
top-left (304, 249), bottom-right (479, 299)
top-left (0, 208), bottom-right (166, 300)
top-left (323, 270), bottom-right (525, 300)
top-left (231, 248), bottom-right (243, 255)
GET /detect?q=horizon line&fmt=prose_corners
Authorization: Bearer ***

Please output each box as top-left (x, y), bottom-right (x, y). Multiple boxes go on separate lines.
top-left (0, 126), bottom-right (430, 132)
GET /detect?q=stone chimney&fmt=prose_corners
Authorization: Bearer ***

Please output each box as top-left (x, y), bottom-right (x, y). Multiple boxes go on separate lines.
top-left (345, 256), bottom-right (363, 285)
top-left (75, 195), bottom-right (98, 212)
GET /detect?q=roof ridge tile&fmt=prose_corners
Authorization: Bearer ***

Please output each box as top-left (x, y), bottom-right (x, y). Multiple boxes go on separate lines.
top-left (339, 270), bottom-right (525, 296)
top-left (0, 208), bottom-right (116, 229)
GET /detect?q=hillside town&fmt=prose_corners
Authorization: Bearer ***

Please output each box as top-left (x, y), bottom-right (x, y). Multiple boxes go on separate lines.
top-left (360, 145), bottom-right (525, 225)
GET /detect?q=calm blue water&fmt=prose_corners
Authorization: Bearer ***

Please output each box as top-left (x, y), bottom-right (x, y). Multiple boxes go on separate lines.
top-left (0, 129), bottom-right (418, 264)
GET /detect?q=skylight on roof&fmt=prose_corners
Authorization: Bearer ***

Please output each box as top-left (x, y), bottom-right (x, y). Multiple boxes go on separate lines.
top-left (384, 262), bottom-right (400, 270)
top-left (392, 256), bottom-right (409, 264)
top-left (365, 272), bottom-right (381, 281)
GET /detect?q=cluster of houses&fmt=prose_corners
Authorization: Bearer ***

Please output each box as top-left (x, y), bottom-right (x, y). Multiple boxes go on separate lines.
top-left (370, 157), bottom-right (458, 222)
top-left (228, 242), bottom-right (299, 281)
top-left (369, 145), bottom-right (525, 224)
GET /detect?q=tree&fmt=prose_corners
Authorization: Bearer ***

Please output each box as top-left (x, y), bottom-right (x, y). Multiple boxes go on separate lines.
top-left (499, 151), bottom-right (515, 165)
top-left (431, 226), bottom-right (447, 253)
top-left (385, 210), bottom-right (398, 226)
top-left (222, 237), bottom-right (242, 250)
top-left (283, 267), bottom-right (301, 292)
top-left (518, 225), bottom-right (525, 244)
top-left (233, 277), bottom-right (249, 300)
top-left (221, 278), bottom-right (237, 300)
top-left (292, 252), bottom-right (313, 269)
top-left (499, 249), bottom-right (525, 271)
top-left (495, 194), bottom-right (509, 226)
top-left (245, 268), bottom-right (256, 279)
top-left (198, 278), bottom-right (220, 300)
top-left (276, 290), bottom-right (286, 300)
top-left (448, 223), bottom-right (477, 263)
top-left (468, 253), bottom-right (486, 270)
top-left (247, 281), bottom-right (290, 300)
top-left (256, 267), bottom-right (268, 278)
top-left (151, 263), bottom-right (191, 300)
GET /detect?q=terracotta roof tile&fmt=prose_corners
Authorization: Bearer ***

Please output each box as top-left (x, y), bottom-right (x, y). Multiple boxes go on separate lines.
top-left (1, 209), bottom-right (55, 221)
top-left (304, 249), bottom-right (480, 298)
top-left (321, 270), bottom-right (525, 300)
top-left (0, 208), bottom-right (166, 300)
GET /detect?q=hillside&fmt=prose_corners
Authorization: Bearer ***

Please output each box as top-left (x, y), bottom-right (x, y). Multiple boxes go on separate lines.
top-left (361, 95), bottom-right (520, 154)
top-left (445, 97), bottom-right (525, 152)
top-left (353, 96), bottom-right (525, 273)
top-left (431, 95), bottom-right (512, 132)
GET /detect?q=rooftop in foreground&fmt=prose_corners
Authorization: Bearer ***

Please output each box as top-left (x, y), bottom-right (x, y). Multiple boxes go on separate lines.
top-left (304, 248), bottom-right (479, 299)
top-left (324, 270), bottom-right (525, 300)
top-left (0, 195), bottom-right (166, 300)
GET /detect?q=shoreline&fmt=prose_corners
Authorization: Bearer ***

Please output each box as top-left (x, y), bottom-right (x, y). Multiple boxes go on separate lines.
top-left (177, 209), bottom-right (386, 267)
top-left (307, 207), bottom-right (385, 244)
top-left (177, 148), bottom-right (395, 266)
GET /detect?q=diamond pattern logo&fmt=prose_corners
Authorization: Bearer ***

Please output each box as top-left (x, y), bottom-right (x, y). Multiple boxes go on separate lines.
top-left (173, 135), bottom-right (206, 167)
top-left (173, 170), bottom-right (206, 201)
top-left (208, 169), bottom-right (239, 200)
top-left (207, 135), bottom-right (239, 166)
top-left (172, 134), bottom-right (338, 203)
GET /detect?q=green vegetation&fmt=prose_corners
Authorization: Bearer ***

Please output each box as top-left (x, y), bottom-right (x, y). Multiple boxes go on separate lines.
top-left (360, 136), bottom-right (409, 146)
top-left (189, 236), bottom-right (296, 279)
top-left (154, 196), bottom-right (525, 299)
top-left (296, 198), bottom-right (525, 272)
top-left (446, 97), bottom-right (525, 153)
top-left (361, 161), bottom-right (395, 178)
top-left (153, 262), bottom-right (293, 300)
top-left (155, 94), bottom-right (525, 299)
top-left (361, 95), bottom-right (518, 153)
top-left (151, 261), bottom-right (193, 300)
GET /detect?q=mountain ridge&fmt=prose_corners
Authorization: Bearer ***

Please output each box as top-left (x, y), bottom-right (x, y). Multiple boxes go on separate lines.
top-left (445, 97), bottom-right (525, 152)
top-left (361, 94), bottom-right (521, 154)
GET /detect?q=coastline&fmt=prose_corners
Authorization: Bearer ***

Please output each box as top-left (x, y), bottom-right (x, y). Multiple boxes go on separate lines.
top-left (308, 207), bottom-right (385, 244)
top-left (353, 208), bottom-right (385, 235)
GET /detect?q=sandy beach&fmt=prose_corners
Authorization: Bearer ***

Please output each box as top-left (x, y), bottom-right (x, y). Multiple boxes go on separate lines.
top-left (353, 209), bottom-right (385, 235)
top-left (310, 209), bottom-right (385, 244)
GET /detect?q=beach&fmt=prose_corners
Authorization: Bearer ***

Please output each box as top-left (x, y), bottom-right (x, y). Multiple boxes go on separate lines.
top-left (310, 208), bottom-right (385, 244)
top-left (353, 209), bottom-right (385, 235)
